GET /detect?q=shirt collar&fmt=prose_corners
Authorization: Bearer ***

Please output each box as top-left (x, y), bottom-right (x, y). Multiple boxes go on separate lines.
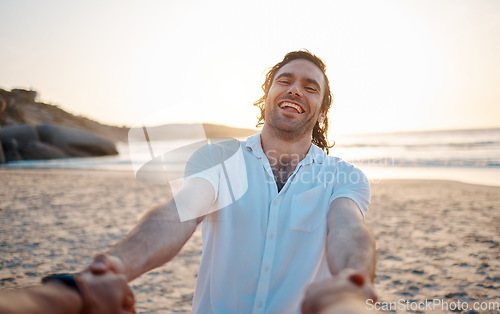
top-left (303, 142), bottom-right (325, 165)
top-left (245, 133), bottom-right (326, 165)
top-left (245, 133), bottom-right (266, 159)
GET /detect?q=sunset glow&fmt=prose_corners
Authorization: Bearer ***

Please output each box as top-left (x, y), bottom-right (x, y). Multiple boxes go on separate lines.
top-left (1, 0), bottom-right (499, 135)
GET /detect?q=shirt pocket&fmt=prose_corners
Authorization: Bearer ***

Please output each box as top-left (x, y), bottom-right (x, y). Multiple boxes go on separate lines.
top-left (290, 185), bottom-right (326, 232)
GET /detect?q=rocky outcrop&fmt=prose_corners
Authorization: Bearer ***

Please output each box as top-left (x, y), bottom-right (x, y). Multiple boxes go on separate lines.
top-left (0, 123), bottom-right (117, 162)
top-left (0, 87), bottom-right (127, 164)
top-left (0, 141), bottom-right (5, 164)
top-left (0, 124), bottom-right (38, 151)
top-left (37, 124), bottom-right (117, 157)
top-left (20, 140), bottom-right (67, 160)
top-left (0, 88), bottom-right (128, 143)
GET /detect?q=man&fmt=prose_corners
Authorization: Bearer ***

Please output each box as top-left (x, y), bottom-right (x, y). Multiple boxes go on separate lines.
top-left (0, 271), bottom-right (135, 314)
top-left (89, 50), bottom-right (376, 313)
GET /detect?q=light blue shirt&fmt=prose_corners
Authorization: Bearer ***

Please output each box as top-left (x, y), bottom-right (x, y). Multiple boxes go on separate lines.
top-left (185, 133), bottom-right (370, 313)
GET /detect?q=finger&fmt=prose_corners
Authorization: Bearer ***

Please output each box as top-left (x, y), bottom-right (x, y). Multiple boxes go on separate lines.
top-left (107, 255), bottom-right (126, 274)
top-left (121, 304), bottom-right (136, 314)
top-left (364, 285), bottom-right (378, 302)
top-left (118, 274), bottom-right (136, 310)
top-left (300, 298), bottom-right (313, 314)
top-left (301, 284), bottom-right (336, 314)
top-left (301, 285), bottom-right (319, 314)
top-left (90, 253), bottom-right (110, 274)
top-left (348, 273), bottom-right (365, 287)
top-left (91, 253), bottom-right (126, 275)
top-left (122, 307), bottom-right (137, 314)
top-left (336, 268), bottom-right (362, 280)
top-left (124, 293), bottom-right (135, 309)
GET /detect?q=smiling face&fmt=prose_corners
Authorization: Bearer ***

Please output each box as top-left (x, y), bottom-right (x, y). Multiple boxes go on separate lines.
top-left (263, 59), bottom-right (326, 139)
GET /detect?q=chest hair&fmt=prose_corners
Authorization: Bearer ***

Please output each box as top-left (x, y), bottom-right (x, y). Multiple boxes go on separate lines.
top-left (271, 163), bottom-right (296, 192)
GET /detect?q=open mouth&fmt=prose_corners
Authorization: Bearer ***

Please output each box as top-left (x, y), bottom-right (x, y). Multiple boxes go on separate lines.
top-left (279, 101), bottom-right (304, 114)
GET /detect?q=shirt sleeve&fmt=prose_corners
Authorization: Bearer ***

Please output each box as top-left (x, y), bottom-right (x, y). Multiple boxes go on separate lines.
top-left (182, 138), bottom-right (245, 207)
top-left (329, 161), bottom-right (371, 217)
top-left (183, 143), bottom-right (220, 205)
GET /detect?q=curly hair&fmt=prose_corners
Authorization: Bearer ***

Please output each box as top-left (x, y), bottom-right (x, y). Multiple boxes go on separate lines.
top-left (253, 50), bottom-right (334, 153)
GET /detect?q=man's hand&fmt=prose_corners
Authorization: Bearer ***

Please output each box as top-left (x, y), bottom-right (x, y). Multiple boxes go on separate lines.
top-left (81, 253), bottom-right (136, 313)
top-left (301, 269), bottom-right (377, 314)
top-left (77, 271), bottom-right (136, 314)
top-left (88, 253), bottom-right (126, 275)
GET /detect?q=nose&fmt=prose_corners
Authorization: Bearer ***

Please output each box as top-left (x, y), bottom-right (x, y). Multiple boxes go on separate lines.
top-left (287, 83), bottom-right (302, 97)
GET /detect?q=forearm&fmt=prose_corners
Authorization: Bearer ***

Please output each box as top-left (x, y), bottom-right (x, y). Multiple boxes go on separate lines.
top-left (108, 200), bottom-right (199, 281)
top-left (326, 223), bottom-right (375, 282)
top-left (0, 283), bottom-right (82, 314)
top-left (326, 198), bottom-right (376, 282)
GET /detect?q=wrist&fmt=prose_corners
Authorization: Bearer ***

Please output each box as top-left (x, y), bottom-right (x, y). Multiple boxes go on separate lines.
top-left (74, 274), bottom-right (94, 313)
top-left (40, 280), bottom-right (83, 313)
top-left (41, 273), bottom-right (80, 294)
top-left (41, 273), bottom-right (92, 313)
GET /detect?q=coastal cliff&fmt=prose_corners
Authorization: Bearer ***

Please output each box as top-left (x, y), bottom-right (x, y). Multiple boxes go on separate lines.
top-left (0, 88), bottom-right (258, 142)
top-left (0, 88), bottom-right (129, 142)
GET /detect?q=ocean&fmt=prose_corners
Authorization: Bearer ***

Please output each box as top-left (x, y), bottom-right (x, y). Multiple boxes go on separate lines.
top-left (332, 128), bottom-right (500, 186)
top-left (3, 128), bottom-right (500, 186)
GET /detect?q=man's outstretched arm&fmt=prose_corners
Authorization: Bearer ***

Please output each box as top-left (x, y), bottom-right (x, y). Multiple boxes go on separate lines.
top-left (302, 197), bottom-right (376, 314)
top-left (90, 178), bottom-right (214, 281)
top-left (325, 197), bottom-right (375, 282)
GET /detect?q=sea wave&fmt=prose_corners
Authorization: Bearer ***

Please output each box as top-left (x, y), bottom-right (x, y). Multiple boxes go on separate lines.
top-left (2, 128), bottom-right (499, 171)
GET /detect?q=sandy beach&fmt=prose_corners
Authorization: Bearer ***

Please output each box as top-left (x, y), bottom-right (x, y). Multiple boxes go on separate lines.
top-left (1, 169), bottom-right (499, 313)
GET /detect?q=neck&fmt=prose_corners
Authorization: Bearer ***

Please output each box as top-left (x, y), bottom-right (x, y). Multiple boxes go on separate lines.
top-left (260, 124), bottom-right (312, 164)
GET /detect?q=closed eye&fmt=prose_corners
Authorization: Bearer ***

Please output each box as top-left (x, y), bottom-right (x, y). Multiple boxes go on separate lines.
top-left (305, 86), bottom-right (317, 93)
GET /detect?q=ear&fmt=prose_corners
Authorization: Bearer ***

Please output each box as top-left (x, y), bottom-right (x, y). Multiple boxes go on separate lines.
top-left (318, 112), bottom-right (326, 124)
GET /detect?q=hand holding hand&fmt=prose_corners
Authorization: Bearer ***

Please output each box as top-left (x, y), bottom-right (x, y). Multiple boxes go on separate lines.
top-left (301, 269), bottom-right (377, 314)
top-left (76, 272), bottom-right (135, 314)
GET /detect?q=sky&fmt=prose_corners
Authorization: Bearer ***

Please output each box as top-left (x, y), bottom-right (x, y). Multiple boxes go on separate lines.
top-left (1, 0), bottom-right (499, 135)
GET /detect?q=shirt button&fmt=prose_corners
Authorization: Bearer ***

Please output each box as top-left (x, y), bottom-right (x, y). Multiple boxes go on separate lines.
top-left (256, 300), bottom-right (263, 308)
top-left (264, 266), bottom-right (270, 271)
top-left (268, 234), bottom-right (274, 239)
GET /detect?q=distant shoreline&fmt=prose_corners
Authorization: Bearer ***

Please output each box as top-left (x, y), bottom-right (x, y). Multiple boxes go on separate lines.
top-left (2, 165), bottom-right (500, 187)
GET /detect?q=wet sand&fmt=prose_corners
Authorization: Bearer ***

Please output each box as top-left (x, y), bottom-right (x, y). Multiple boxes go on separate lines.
top-left (1, 169), bottom-right (499, 313)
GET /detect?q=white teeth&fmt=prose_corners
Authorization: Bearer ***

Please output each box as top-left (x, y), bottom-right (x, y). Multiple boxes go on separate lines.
top-left (280, 102), bottom-right (303, 113)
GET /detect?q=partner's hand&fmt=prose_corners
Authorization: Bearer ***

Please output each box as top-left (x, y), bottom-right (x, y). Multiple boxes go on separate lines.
top-left (301, 269), bottom-right (377, 314)
top-left (77, 272), bottom-right (135, 314)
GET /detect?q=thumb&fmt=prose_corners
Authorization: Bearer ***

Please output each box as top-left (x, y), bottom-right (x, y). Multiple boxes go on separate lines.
top-left (90, 253), bottom-right (125, 275)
